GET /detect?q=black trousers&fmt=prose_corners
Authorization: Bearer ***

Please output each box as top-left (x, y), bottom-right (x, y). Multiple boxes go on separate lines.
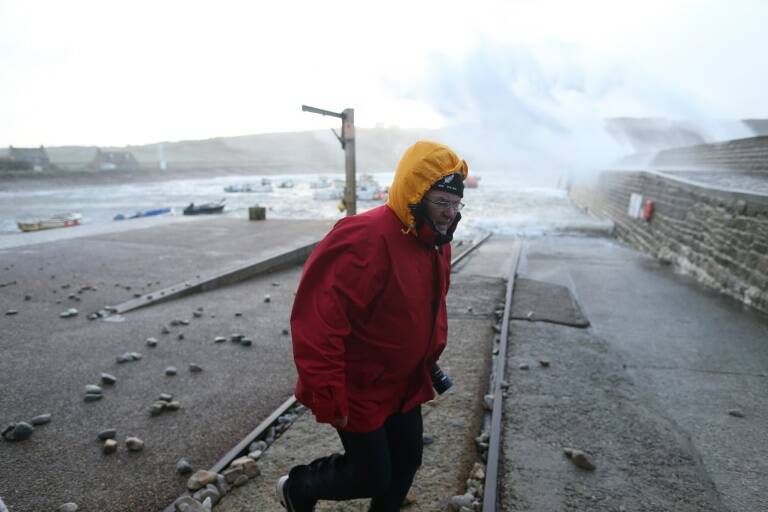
top-left (289, 406), bottom-right (423, 512)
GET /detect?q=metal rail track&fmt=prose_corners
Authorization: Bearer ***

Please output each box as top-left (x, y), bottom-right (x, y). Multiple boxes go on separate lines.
top-left (482, 241), bottom-right (522, 512)
top-left (161, 233), bottom-right (494, 511)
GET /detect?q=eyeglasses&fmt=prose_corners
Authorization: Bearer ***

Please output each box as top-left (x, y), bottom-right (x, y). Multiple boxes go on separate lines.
top-left (424, 198), bottom-right (465, 212)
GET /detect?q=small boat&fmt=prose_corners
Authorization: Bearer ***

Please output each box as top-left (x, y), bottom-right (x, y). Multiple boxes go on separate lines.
top-left (310, 177), bottom-right (332, 189)
top-left (183, 200), bottom-right (225, 215)
top-left (17, 212), bottom-right (82, 232)
top-left (114, 207), bottom-right (172, 221)
top-left (224, 179), bottom-right (273, 193)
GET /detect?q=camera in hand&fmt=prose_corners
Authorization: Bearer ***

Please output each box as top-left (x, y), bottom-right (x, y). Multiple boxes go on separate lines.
top-left (430, 363), bottom-right (453, 394)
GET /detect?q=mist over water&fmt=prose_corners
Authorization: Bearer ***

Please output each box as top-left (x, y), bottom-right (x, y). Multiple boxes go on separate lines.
top-left (0, 170), bottom-right (610, 245)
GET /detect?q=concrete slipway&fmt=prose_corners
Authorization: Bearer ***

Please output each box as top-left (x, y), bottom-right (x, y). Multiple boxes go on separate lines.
top-left (1, 218), bottom-right (766, 511)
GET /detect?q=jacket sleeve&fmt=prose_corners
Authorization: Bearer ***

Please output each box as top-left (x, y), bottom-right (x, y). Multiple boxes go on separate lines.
top-left (290, 218), bottom-right (389, 424)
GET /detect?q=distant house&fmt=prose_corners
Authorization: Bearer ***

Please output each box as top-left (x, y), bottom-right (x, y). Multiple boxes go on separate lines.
top-left (8, 145), bottom-right (52, 171)
top-left (91, 149), bottom-right (140, 171)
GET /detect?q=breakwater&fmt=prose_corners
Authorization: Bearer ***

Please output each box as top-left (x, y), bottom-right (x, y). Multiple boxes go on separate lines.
top-left (569, 169), bottom-right (768, 314)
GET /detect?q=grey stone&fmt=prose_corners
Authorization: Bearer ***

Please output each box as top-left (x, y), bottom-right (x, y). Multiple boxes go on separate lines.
top-left (178, 333), bottom-right (185, 340)
top-left (173, 496), bottom-right (204, 512)
top-left (230, 456), bottom-right (260, 478)
top-left (223, 466), bottom-right (244, 484)
top-left (100, 373), bottom-right (117, 385)
top-left (57, 503), bottom-right (79, 512)
top-left (146, 337), bottom-right (158, 347)
top-left (84, 384), bottom-right (103, 394)
top-left (539, 359), bottom-right (551, 367)
top-left (30, 414), bottom-right (51, 426)
top-left (213, 336), bottom-right (226, 343)
top-left (125, 436), bottom-right (144, 452)
top-left (193, 311), bottom-right (203, 318)
top-left (449, 493), bottom-right (474, 509)
top-left (240, 338), bottom-right (252, 347)
top-left (165, 366), bottom-right (178, 376)
top-left (5, 310), bottom-right (17, 316)
top-left (728, 409), bottom-right (745, 418)
top-left (150, 402), bottom-right (166, 416)
top-left (563, 447), bottom-right (596, 470)
top-left (187, 469), bottom-right (218, 491)
top-left (166, 401), bottom-right (181, 411)
top-left (7, 422), bottom-right (34, 441)
top-left (264, 294), bottom-right (271, 303)
top-left (13, 421), bottom-right (35, 441)
top-left (193, 484), bottom-right (220, 506)
top-left (84, 394), bottom-right (103, 402)
top-left (215, 474), bottom-right (231, 496)
top-left (130, 352), bottom-right (142, 360)
top-left (102, 439), bottom-right (118, 454)
top-left (176, 458), bottom-right (194, 475)
top-left (230, 334), bottom-right (244, 343)
top-left (248, 440), bottom-right (268, 453)
top-left (518, 362), bottom-right (530, 370)
top-left (158, 393), bottom-right (173, 402)
top-left (189, 363), bottom-right (203, 373)
top-left (116, 352), bottom-right (135, 364)
top-left (233, 474), bottom-right (249, 487)
top-left (247, 449), bottom-right (263, 460)
top-left (97, 428), bottom-right (117, 440)
top-left (281, 328), bottom-right (289, 336)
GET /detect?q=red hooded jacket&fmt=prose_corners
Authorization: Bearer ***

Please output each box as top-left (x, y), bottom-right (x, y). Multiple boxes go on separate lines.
top-left (290, 141), bottom-right (469, 432)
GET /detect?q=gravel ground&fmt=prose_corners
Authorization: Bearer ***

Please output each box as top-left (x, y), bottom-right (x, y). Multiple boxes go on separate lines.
top-left (0, 219), bottom-right (329, 512)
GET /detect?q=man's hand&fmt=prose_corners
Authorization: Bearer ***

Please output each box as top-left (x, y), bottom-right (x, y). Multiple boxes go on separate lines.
top-left (332, 416), bottom-right (348, 428)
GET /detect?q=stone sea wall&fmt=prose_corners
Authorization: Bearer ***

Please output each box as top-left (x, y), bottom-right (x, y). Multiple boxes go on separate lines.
top-left (569, 171), bottom-right (768, 314)
top-left (651, 135), bottom-right (768, 171)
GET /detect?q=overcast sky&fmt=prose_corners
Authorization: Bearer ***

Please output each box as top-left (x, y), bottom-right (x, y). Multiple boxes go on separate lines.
top-left (1, 0), bottom-right (767, 149)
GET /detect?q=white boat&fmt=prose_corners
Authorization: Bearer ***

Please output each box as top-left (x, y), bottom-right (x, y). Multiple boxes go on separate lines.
top-left (310, 177), bottom-right (332, 189)
top-left (313, 176), bottom-right (386, 202)
top-left (17, 212), bottom-right (82, 232)
top-left (224, 179), bottom-right (273, 193)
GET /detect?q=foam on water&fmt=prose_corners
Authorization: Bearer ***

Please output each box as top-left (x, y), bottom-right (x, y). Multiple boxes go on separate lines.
top-left (0, 171), bottom-right (612, 243)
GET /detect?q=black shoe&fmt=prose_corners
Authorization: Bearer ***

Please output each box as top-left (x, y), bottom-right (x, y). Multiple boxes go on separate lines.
top-left (277, 475), bottom-right (315, 512)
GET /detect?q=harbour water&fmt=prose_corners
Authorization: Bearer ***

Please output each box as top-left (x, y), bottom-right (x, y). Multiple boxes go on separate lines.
top-left (0, 170), bottom-right (612, 245)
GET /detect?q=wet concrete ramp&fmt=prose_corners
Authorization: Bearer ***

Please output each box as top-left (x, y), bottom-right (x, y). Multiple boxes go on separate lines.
top-left (511, 277), bottom-right (590, 327)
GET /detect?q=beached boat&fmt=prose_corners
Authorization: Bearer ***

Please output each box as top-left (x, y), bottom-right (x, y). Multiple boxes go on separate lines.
top-left (17, 212), bottom-right (82, 232)
top-left (113, 207), bottom-right (172, 221)
top-left (183, 201), bottom-right (225, 215)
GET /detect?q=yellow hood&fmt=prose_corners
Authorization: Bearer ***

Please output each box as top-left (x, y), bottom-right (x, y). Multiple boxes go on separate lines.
top-left (386, 140), bottom-right (468, 233)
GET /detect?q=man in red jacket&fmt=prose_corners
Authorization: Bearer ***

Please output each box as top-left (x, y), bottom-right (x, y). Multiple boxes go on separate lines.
top-left (278, 141), bottom-right (468, 512)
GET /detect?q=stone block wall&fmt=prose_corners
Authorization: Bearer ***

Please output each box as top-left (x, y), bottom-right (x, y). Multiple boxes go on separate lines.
top-left (569, 171), bottom-right (768, 314)
top-left (651, 136), bottom-right (768, 171)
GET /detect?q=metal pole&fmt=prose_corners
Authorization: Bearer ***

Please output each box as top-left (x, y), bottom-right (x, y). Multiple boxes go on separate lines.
top-left (343, 108), bottom-right (356, 216)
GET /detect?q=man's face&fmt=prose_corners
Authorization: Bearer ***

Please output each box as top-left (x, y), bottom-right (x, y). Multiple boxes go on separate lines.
top-left (423, 190), bottom-right (463, 235)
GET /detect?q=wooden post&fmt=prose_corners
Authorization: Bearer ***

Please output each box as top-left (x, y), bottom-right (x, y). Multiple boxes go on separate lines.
top-left (301, 104), bottom-right (357, 217)
top-left (343, 108), bottom-right (356, 216)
